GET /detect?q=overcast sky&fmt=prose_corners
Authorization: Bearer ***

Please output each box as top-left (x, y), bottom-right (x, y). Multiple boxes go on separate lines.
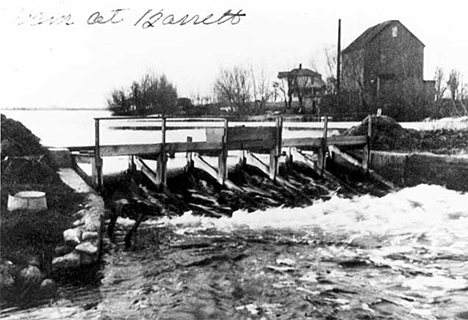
top-left (1, 0), bottom-right (467, 109)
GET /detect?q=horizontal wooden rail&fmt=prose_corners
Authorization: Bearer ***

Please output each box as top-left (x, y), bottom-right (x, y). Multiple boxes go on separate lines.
top-left (72, 115), bottom-right (372, 190)
top-left (71, 135), bottom-right (368, 158)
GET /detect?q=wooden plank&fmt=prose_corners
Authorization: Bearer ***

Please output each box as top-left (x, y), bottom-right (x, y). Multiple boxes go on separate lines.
top-left (269, 117), bottom-right (283, 180)
top-left (134, 156), bottom-right (160, 187)
top-left (290, 148), bottom-right (317, 170)
top-left (94, 119), bottom-right (103, 190)
top-left (245, 151), bottom-right (297, 191)
top-left (72, 154), bottom-right (94, 164)
top-left (156, 118), bottom-right (167, 187)
top-left (328, 145), bottom-right (396, 190)
top-left (228, 126), bottom-right (276, 143)
top-left (206, 126), bottom-right (276, 149)
top-left (282, 137), bottom-right (323, 148)
top-left (291, 148), bottom-right (360, 194)
top-left (206, 127), bottom-right (225, 143)
top-left (71, 158), bottom-right (93, 187)
top-left (71, 134), bottom-right (368, 158)
top-left (100, 144), bottom-right (162, 157)
top-left (218, 119), bottom-right (228, 185)
top-left (193, 154), bottom-right (243, 192)
top-left (186, 136), bottom-right (194, 171)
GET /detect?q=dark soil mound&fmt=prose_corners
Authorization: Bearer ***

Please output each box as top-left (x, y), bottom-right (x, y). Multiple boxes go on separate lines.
top-left (1, 114), bottom-right (85, 306)
top-left (345, 115), bottom-right (417, 151)
top-left (346, 115), bottom-right (468, 154)
top-left (1, 114), bottom-right (65, 211)
top-left (1, 114), bottom-right (48, 158)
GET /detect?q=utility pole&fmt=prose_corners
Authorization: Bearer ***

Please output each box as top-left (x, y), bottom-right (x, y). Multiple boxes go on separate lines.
top-left (336, 19), bottom-right (341, 95)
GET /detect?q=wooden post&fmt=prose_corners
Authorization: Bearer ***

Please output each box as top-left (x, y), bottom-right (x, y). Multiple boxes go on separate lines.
top-left (156, 117), bottom-right (167, 188)
top-left (362, 115), bottom-right (372, 173)
top-left (318, 116), bottom-right (328, 177)
top-left (128, 155), bottom-right (135, 172)
top-left (94, 118), bottom-right (103, 190)
top-left (186, 136), bottom-right (194, 172)
top-left (269, 116), bottom-right (282, 180)
top-left (217, 118), bottom-right (228, 185)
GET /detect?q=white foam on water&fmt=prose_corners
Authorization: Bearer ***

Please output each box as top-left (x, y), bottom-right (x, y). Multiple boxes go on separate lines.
top-left (163, 185), bottom-right (468, 254)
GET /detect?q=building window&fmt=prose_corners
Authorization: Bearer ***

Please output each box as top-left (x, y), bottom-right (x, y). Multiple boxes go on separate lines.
top-left (392, 26), bottom-right (398, 37)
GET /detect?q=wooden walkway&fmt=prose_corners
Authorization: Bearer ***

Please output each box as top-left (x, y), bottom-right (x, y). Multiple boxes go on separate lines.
top-left (68, 116), bottom-right (372, 191)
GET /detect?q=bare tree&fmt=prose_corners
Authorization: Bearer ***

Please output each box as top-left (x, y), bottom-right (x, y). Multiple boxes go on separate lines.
top-left (434, 67), bottom-right (447, 102)
top-left (447, 69), bottom-right (460, 100)
top-left (214, 65), bottom-right (272, 114)
top-left (447, 69), bottom-right (467, 115)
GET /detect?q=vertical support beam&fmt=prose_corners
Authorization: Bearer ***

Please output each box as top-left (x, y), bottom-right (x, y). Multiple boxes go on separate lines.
top-left (286, 147), bottom-right (294, 164)
top-left (269, 116), bottom-right (283, 180)
top-left (318, 116), bottom-right (328, 177)
top-left (128, 155), bottom-right (135, 173)
top-left (186, 136), bottom-right (194, 172)
top-left (362, 115), bottom-right (372, 173)
top-left (217, 118), bottom-right (228, 185)
top-left (156, 117), bottom-right (167, 188)
top-left (94, 118), bottom-right (103, 190)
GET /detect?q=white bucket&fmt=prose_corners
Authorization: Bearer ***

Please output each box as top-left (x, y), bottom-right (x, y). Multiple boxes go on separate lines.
top-left (7, 191), bottom-right (48, 211)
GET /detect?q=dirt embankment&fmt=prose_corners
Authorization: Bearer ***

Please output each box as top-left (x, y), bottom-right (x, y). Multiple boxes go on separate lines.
top-left (1, 114), bottom-right (86, 306)
top-left (346, 115), bottom-right (468, 154)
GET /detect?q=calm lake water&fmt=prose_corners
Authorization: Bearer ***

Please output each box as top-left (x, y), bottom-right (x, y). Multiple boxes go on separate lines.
top-left (2, 109), bottom-right (352, 148)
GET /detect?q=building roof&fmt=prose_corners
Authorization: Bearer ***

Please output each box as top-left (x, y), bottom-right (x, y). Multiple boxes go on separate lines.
top-left (342, 20), bottom-right (424, 54)
top-left (278, 68), bottom-right (322, 79)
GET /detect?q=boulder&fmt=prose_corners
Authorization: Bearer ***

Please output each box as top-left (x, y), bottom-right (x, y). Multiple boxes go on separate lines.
top-left (75, 241), bottom-right (98, 255)
top-left (55, 244), bottom-right (75, 256)
top-left (0, 266), bottom-right (15, 290)
top-left (82, 231), bottom-right (99, 241)
top-left (52, 251), bottom-right (81, 269)
top-left (64, 228), bottom-right (82, 246)
top-left (81, 214), bottom-right (101, 232)
top-left (39, 278), bottom-right (58, 296)
top-left (19, 265), bottom-right (43, 286)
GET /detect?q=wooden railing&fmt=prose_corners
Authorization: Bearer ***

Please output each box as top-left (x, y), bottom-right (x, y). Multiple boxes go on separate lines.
top-left (69, 116), bottom-right (371, 190)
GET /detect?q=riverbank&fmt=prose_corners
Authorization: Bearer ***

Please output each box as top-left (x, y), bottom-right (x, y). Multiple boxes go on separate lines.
top-left (0, 115), bottom-right (95, 307)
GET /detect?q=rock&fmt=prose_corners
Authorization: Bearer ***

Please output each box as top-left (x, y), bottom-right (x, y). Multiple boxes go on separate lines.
top-left (0, 266), bottom-right (15, 289)
top-left (27, 255), bottom-right (42, 268)
top-left (55, 244), bottom-right (75, 256)
top-left (81, 214), bottom-right (101, 232)
top-left (82, 231), bottom-right (99, 241)
top-left (19, 265), bottom-right (43, 286)
top-left (73, 219), bottom-right (85, 227)
top-left (39, 279), bottom-right (58, 295)
top-left (75, 241), bottom-right (98, 255)
top-left (80, 252), bottom-right (96, 265)
top-left (52, 251), bottom-right (81, 269)
top-left (64, 228), bottom-right (82, 245)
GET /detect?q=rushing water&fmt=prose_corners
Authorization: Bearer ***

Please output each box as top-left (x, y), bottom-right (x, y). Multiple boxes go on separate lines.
top-left (1, 185), bottom-right (467, 319)
top-left (2, 110), bottom-right (468, 319)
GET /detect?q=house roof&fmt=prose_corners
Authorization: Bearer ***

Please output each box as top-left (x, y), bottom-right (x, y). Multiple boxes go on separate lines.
top-left (278, 67), bottom-right (322, 79)
top-left (278, 67), bottom-right (326, 88)
top-left (342, 20), bottom-right (424, 54)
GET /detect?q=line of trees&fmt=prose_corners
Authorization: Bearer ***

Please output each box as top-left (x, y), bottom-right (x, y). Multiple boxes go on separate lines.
top-left (108, 73), bottom-right (178, 116)
top-left (107, 60), bottom-right (467, 120)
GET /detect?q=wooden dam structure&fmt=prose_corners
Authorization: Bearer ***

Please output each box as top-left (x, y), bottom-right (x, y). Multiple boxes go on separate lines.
top-left (67, 116), bottom-right (378, 192)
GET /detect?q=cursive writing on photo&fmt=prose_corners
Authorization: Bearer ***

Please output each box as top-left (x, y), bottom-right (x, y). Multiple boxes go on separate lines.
top-left (17, 8), bottom-right (246, 28)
